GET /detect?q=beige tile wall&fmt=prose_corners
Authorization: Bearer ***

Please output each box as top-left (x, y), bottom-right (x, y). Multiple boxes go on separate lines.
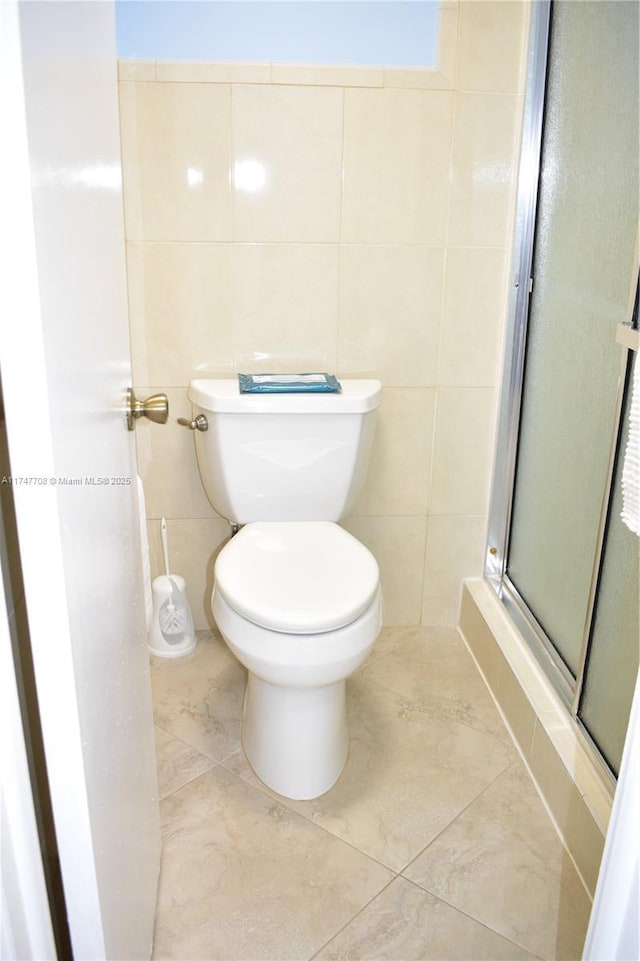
top-left (119, 1), bottom-right (530, 629)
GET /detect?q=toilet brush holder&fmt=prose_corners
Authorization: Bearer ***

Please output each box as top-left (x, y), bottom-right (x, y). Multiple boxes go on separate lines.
top-left (148, 574), bottom-right (196, 658)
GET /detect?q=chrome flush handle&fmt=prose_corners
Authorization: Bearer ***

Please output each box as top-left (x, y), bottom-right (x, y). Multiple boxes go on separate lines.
top-left (177, 415), bottom-right (208, 432)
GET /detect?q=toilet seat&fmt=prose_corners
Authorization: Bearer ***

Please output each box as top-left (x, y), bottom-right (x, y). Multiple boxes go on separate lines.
top-left (214, 521), bottom-right (380, 634)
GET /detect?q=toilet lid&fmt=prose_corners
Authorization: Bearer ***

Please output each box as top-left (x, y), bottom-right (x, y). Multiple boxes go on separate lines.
top-left (214, 522), bottom-right (380, 634)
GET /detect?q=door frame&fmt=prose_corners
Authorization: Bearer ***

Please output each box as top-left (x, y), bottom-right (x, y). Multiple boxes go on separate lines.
top-left (0, 548), bottom-right (57, 960)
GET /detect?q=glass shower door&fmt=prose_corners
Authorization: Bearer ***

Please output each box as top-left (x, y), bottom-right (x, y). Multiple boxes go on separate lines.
top-left (495, 0), bottom-right (639, 775)
top-left (578, 354), bottom-right (639, 774)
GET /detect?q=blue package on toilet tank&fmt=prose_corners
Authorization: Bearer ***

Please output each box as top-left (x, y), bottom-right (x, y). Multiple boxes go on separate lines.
top-left (238, 373), bottom-right (342, 393)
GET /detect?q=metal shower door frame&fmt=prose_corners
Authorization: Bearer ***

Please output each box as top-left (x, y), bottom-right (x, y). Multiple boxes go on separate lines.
top-left (484, 0), bottom-right (639, 742)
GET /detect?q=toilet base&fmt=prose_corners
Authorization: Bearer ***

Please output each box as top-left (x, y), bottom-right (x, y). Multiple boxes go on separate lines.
top-left (242, 673), bottom-right (349, 800)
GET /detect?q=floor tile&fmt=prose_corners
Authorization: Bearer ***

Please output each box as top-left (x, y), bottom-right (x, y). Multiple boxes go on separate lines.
top-left (359, 626), bottom-right (509, 742)
top-left (313, 876), bottom-right (539, 961)
top-left (223, 674), bottom-right (515, 872)
top-left (404, 760), bottom-right (591, 960)
top-left (154, 726), bottom-right (215, 801)
top-left (360, 625), bottom-right (430, 667)
top-left (152, 765), bottom-right (394, 961)
top-left (150, 632), bottom-right (246, 761)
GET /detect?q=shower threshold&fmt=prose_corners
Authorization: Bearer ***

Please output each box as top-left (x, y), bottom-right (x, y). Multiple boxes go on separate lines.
top-left (458, 577), bottom-right (614, 898)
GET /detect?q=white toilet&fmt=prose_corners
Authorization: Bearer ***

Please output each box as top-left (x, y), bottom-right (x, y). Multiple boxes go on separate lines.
top-left (186, 378), bottom-right (383, 800)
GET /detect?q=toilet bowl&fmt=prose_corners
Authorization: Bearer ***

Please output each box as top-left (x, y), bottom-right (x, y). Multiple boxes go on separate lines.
top-left (213, 521), bottom-right (382, 799)
top-left (183, 377), bottom-right (383, 799)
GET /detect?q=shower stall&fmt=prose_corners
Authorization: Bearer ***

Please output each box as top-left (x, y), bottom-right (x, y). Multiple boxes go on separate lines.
top-left (485, 0), bottom-right (639, 782)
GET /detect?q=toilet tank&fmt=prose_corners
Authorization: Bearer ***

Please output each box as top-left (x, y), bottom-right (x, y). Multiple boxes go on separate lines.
top-left (188, 379), bottom-right (381, 524)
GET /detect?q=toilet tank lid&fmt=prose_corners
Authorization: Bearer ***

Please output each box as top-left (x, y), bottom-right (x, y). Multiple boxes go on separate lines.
top-left (189, 378), bottom-right (382, 413)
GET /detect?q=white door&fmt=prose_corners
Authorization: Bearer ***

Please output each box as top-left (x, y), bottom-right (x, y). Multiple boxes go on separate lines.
top-left (0, 2), bottom-right (160, 958)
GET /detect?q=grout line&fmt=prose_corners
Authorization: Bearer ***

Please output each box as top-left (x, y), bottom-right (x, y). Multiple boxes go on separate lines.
top-left (119, 237), bottom-right (512, 249)
top-left (122, 239), bottom-right (515, 250)
top-left (335, 85), bottom-right (346, 375)
top-left (216, 746), bottom-right (400, 876)
top-left (400, 876), bottom-right (548, 961)
top-left (156, 759), bottom-right (219, 806)
top-left (152, 722), bottom-right (222, 803)
top-left (310, 870), bottom-right (547, 961)
top-left (151, 720), bottom-right (220, 765)
top-left (398, 758), bottom-right (516, 879)
top-left (307, 874), bottom-right (399, 961)
top-left (422, 378), bottom-right (441, 623)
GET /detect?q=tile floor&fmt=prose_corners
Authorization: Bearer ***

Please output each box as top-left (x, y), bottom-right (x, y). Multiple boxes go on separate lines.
top-left (149, 627), bottom-right (592, 961)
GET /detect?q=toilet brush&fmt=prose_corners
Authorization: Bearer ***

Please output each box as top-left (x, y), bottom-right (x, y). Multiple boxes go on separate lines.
top-left (158, 518), bottom-right (193, 641)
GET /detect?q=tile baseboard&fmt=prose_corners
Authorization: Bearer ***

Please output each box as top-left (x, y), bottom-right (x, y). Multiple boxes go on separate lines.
top-left (458, 578), bottom-right (613, 898)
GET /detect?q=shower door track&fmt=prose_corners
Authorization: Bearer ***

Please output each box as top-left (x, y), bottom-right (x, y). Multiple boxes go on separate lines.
top-left (484, 0), bottom-right (639, 780)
